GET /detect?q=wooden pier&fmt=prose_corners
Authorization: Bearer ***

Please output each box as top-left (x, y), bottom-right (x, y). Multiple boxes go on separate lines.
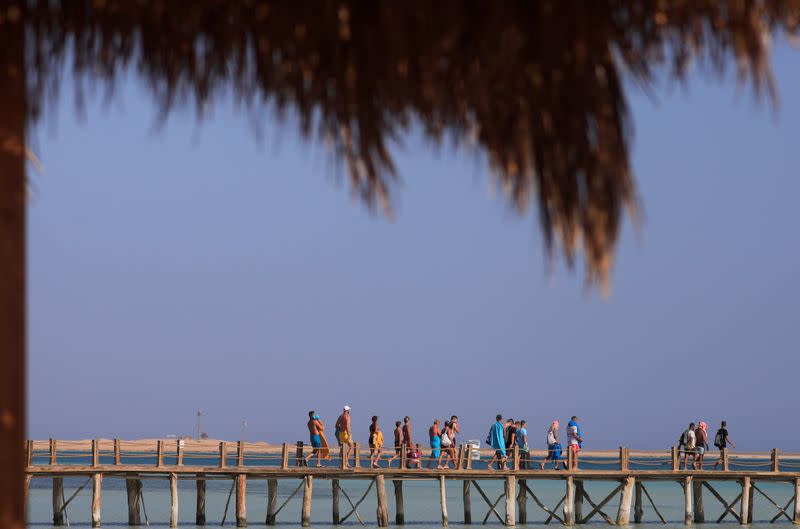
top-left (25, 439), bottom-right (800, 527)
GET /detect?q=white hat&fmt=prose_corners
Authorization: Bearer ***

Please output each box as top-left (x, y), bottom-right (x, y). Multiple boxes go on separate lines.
top-left (343, 405), bottom-right (351, 411)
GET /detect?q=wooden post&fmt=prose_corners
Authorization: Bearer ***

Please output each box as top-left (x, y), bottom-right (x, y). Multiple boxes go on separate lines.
top-left (296, 441), bottom-right (304, 467)
top-left (518, 479), bottom-right (527, 524)
top-left (0, 26), bottom-right (27, 529)
top-left (400, 444), bottom-right (407, 469)
top-left (793, 477), bottom-right (799, 524)
top-left (465, 445), bottom-right (473, 470)
top-left (177, 440), bottom-right (184, 466)
top-left (92, 473), bottom-right (103, 528)
top-left (671, 446), bottom-right (679, 471)
top-left (266, 479), bottom-right (278, 525)
top-left (567, 445), bottom-right (574, 470)
top-left (50, 438), bottom-right (57, 465)
top-left (156, 439), bottom-right (164, 467)
top-left (25, 440), bottom-right (32, 467)
top-left (462, 480), bottom-right (471, 525)
top-left (354, 443), bottom-right (361, 468)
top-left (456, 445), bottom-right (464, 469)
top-left (92, 439), bottom-right (99, 467)
top-left (376, 474), bottom-right (389, 527)
top-left (564, 476), bottom-right (575, 526)
top-left (114, 439), bottom-right (121, 465)
top-left (747, 480), bottom-right (755, 524)
top-left (302, 475), bottom-right (313, 527)
top-left (196, 473), bottom-right (206, 525)
top-left (513, 445), bottom-right (520, 471)
top-left (723, 447), bottom-right (730, 471)
top-left (619, 447), bottom-right (626, 470)
top-left (237, 440), bottom-right (245, 467)
top-left (693, 478), bottom-right (704, 523)
top-left (169, 472), bottom-right (178, 527)
top-left (126, 475), bottom-right (142, 525)
top-left (574, 480), bottom-right (584, 521)
top-left (236, 474), bottom-right (247, 527)
top-left (441, 475), bottom-right (450, 527)
top-left (281, 443), bottom-right (289, 469)
top-left (24, 474), bottom-right (32, 515)
top-left (52, 477), bottom-right (65, 525)
top-left (394, 480), bottom-right (405, 525)
top-left (684, 476), bottom-right (693, 526)
top-left (771, 448), bottom-right (780, 472)
top-left (332, 479), bottom-right (341, 524)
top-left (219, 441), bottom-right (226, 468)
top-left (740, 476), bottom-right (751, 525)
top-left (616, 476), bottom-right (634, 525)
top-left (634, 480), bottom-right (643, 523)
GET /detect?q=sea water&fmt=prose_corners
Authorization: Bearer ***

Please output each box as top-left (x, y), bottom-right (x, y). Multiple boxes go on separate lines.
top-left (26, 474), bottom-right (795, 528)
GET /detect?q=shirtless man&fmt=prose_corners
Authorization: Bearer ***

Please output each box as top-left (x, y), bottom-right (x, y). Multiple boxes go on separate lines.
top-left (402, 416), bottom-right (415, 469)
top-left (304, 410), bottom-right (325, 467)
top-left (335, 405), bottom-right (353, 467)
top-left (386, 421), bottom-right (403, 467)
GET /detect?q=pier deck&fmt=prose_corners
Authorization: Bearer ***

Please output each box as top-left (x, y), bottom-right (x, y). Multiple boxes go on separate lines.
top-left (25, 439), bottom-right (800, 527)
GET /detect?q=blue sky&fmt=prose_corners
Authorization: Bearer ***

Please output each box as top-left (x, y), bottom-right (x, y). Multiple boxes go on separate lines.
top-left (27, 43), bottom-right (800, 451)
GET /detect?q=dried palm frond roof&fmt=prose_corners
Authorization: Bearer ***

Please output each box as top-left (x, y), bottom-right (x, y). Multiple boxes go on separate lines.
top-left (21, 0), bottom-right (800, 291)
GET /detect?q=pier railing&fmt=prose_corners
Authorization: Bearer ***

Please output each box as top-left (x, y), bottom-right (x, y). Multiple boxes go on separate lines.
top-left (25, 438), bottom-right (800, 473)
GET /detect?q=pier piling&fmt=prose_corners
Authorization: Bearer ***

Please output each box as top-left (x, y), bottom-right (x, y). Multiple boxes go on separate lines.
top-left (266, 478), bottom-right (277, 525)
top-left (196, 473), bottom-right (206, 525)
top-left (684, 476), bottom-right (693, 526)
top-left (91, 473), bottom-right (102, 528)
top-left (462, 480), bottom-right (471, 525)
top-left (126, 474), bottom-right (142, 525)
top-left (564, 476), bottom-right (575, 526)
top-left (634, 480), bottom-right (643, 523)
top-left (793, 478), bottom-right (799, 524)
top-left (741, 476), bottom-right (752, 525)
top-left (394, 479), bottom-right (405, 525)
top-left (694, 478), bottom-right (705, 523)
top-left (440, 476), bottom-right (449, 527)
top-left (52, 477), bottom-right (65, 525)
top-left (169, 472), bottom-right (178, 528)
top-left (505, 476), bottom-right (516, 526)
top-left (616, 476), bottom-right (635, 525)
top-left (376, 474), bottom-right (389, 527)
top-left (332, 479), bottom-right (341, 524)
top-left (574, 480), bottom-right (584, 521)
top-left (518, 479), bottom-right (527, 524)
top-left (302, 475), bottom-right (313, 527)
top-left (236, 474), bottom-right (247, 527)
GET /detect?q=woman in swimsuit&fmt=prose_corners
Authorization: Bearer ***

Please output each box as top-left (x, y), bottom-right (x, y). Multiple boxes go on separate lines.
top-left (369, 416), bottom-right (384, 468)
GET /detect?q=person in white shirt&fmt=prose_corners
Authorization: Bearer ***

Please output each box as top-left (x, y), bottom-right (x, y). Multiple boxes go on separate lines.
top-left (540, 420), bottom-right (561, 470)
top-left (566, 416), bottom-right (583, 470)
top-left (680, 422), bottom-right (696, 470)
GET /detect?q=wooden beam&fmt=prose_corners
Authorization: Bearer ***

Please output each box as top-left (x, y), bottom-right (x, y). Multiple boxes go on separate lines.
top-left (580, 483), bottom-right (622, 525)
top-left (52, 477), bottom-right (65, 525)
top-left (684, 476), bottom-right (693, 526)
top-left (748, 479), bottom-right (755, 524)
top-left (564, 476), bottom-right (575, 526)
top-left (236, 474), bottom-right (247, 527)
top-left (219, 442), bottom-right (226, 469)
top-left (340, 480), bottom-right (373, 525)
top-left (619, 447), bottom-right (627, 471)
top-left (693, 478), bottom-right (704, 523)
top-left (92, 439), bottom-right (99, 467)
top-left (440, 476), bottom-right (449, 527)
top-left (671, 447), bottom-right (678, 471)
top-left (741, 476), bottom-right (751, 526)
top-left (50, 438), bottom-right (57, 465)
top-left (177, 440), bottom-right (183, 466)
top-left (272, 480), bottom-right (303, 519)
top-left (301, 476), bottom-right (313, 527)
top-left (772, 449), bottom-right (780, 472)
top-left (297, 442), bottom-right (305, 467)
top-left (520, 481), bottom-right (565, 525)
top-left (196, 473), bottom-right (206, 525)
top-left (281, 444), bottom-right (289, 469)
top-left (266, 478), bottom-right (277, 525)
top-left (616, 476), bottom-right (634, 525)
top-left (332, 479), bottom-right (341, 524)
top-left (157, 440), bottom-right (164, 468)
top-left (394, 479), bottom-right (405, 525)
top-left (640, 482), bottom-right (667, 524)
top-left (723, 447), bottom-right (730, 471)
top-left (25, 440), bottom-right (32, 467)
top-left (376, 474), bottom-right (389, 527)
top-left (114, 439), bottom-right (121, 465)
top-left (169, 472), bottom-right (178, 528)
top-left (470, 480), bottom-right (504, 525)
top-left (237, 441), bottom-right (245, 467)
top-left (91, 473), bottom-right (102, 528)
top-left (481, 490), bottom-right (505, 525)
top-left (752, 482), bottom-right (792, 523)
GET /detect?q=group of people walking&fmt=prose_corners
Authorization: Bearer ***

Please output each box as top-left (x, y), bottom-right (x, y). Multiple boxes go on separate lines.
top-left (303, 407), bottom-right (586, 470)
top-left (486, 415), bottom-right (583, 471)
top-left (677, 420), bottom-right (735, 470)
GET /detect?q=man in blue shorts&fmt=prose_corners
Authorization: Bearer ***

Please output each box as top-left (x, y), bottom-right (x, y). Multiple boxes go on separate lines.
top-left (304, 410), bottom-right (325, 467)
